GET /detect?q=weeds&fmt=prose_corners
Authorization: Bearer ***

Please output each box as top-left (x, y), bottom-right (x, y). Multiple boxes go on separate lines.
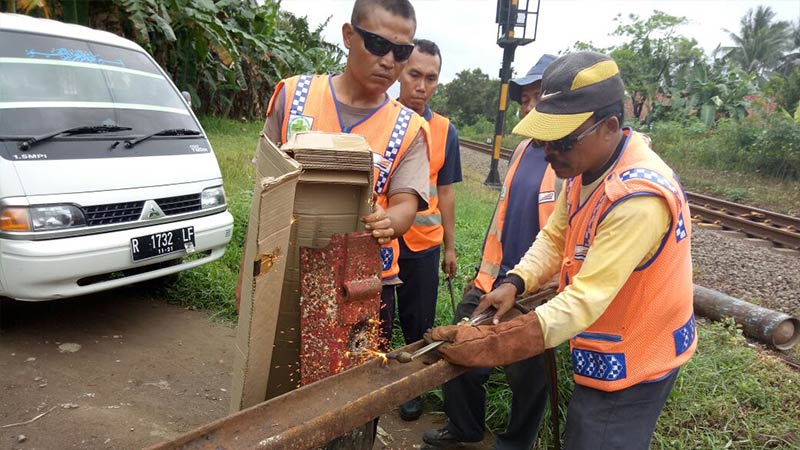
top-left (174, 119), bottom-right (800, 448)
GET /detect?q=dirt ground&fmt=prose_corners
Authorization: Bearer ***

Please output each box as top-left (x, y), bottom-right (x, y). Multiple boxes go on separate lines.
top-left (0, 289), bottom-right (492, 450)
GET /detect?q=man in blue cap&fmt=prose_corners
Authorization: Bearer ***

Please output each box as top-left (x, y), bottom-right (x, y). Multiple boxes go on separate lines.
top-left (421, 54), bottom-right (558, 450)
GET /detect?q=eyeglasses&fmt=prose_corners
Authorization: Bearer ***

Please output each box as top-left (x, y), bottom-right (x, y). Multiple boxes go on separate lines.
top-left (353, 25), bottom-right (415, 62)
top-left (533, 118), bottom-right (608, 152)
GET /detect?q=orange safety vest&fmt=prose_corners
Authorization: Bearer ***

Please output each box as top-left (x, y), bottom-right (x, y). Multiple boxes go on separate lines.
top-left (560, 129), bottom-right (696, 392)
top-left (267, 74), bottom-right (429, 281)
top-left (475, 139), bottom-right (557, 293)
top-left (401, 112), bottom-right (449, 252)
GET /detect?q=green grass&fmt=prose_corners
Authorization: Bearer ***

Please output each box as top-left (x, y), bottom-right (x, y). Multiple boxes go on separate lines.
top-left (170, 118), bottom-right (800, 448)
top-left (447, 167), bottom-right (800, 450)
top-left (157, 117), bottom-right (261, 319)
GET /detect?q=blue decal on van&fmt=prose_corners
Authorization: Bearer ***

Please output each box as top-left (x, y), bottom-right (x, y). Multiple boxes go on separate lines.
top-left (26, 48), bottom-right (124, 67)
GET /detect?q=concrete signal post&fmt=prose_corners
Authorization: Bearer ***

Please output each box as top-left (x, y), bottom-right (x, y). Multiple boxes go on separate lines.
top-left (484, 0), bottom-right (541, 188)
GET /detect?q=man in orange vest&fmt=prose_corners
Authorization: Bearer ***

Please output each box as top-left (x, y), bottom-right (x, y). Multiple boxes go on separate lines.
top-left (428, 51), bottom-right (696, 450)
top-left (394, 39), bottom-right (463, 422)
top-left (421, 54), bottom-right (557, 450)
top-left (256, 0), bottom-right (432, 354)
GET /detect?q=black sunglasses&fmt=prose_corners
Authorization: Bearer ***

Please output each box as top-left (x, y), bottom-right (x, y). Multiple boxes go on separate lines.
top-left (532, 118), bottom-right (607, 152)
top-left (353, 25), bottom-right (415, 62)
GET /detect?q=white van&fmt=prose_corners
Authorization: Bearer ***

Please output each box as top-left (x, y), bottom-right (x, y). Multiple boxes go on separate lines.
top-left (0, 14), bottom-right (233, 302)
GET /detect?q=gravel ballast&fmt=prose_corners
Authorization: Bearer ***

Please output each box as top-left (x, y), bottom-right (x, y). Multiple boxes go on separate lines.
top-left (458, 145), bottom-right (800, 318)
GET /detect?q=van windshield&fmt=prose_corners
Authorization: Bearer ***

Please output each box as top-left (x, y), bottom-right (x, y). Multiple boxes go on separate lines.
top-left (0, 30), bottom-right (199, 137)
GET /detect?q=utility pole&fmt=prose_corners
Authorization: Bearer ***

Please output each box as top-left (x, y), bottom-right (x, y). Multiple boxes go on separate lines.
top-left (485, 0), bottom-right (541, 188)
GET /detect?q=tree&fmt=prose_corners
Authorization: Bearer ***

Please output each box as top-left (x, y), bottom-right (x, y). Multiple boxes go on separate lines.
top-left (608, 11), bottom-right (705, 120)
top-left (435, 68), bottom-right (499, 127)
top-left (765, 66), bottom-right (800, 117)
top-left (11, 0), bottom-right (345, 119)
top-left (720, 6), bottom-right (793, 80)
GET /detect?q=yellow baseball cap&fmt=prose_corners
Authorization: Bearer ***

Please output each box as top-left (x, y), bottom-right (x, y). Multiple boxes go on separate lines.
top-left (512, 51), bottom-right (625, 141)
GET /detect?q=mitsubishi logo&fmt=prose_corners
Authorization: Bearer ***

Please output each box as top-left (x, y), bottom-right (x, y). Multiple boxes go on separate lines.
top-left (140, 200), bottom-right (165, 221)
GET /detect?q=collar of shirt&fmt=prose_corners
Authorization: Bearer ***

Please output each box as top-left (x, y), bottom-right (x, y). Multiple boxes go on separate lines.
top-left (396, 98), bottom-right (433, 121)
top-left (422, 104), bottom-right (433, 121)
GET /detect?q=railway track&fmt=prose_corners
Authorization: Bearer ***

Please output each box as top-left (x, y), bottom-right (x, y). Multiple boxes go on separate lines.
top-left (459, 138), bottom-right (800, 250)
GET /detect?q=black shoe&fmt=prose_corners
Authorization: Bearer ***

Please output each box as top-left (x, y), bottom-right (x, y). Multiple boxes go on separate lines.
top-left (399, 396), bottom-right (423, 421)
top-left (422, 426), bottom-right (481, 447)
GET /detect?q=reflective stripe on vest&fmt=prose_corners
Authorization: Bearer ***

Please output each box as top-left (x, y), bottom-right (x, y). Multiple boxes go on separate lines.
top-left (402, 112), bottom-right (449, 252)
top-left (474, 139), bottom-right (557, 293)
top-left (560, 130), bottom-right (695, 392)
top-left (290, 74), bottom-right (313, 115)
top-left (274, 74), bottom-right (427, 280)
top-left (375, 107), bottom-right (414, 194)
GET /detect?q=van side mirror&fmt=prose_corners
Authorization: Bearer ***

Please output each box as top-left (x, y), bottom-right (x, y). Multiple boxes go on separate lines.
top-left (181, 91), bottom-right (192, 107)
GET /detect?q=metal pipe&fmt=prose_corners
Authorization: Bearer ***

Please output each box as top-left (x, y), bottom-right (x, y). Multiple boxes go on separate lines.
top-left (694, 284), bottom-right (800, 350)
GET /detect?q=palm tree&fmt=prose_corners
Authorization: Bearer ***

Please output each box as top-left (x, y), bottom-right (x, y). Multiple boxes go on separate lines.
top-left (721, 6), bottom-right (793, 79)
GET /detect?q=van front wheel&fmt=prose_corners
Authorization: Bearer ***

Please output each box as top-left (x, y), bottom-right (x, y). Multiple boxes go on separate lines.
top-left (0, 296), bottom-right (15, 332)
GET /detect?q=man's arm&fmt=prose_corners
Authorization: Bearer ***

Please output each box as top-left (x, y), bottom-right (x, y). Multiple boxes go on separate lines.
top-left (431, 195), bottom-right (672, 367)
top-left (473, 188), bottom-right (568, 323)
top-left (438, 123), bottom-right (463, 278)
top-left (362, 130), bottom-right (430, 243)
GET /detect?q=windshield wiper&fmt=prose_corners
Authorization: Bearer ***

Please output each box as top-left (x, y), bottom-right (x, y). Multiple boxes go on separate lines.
top-left (18, 125), bottom-right (132, 151)
top-left (121, 128), bottom-right (201, 149)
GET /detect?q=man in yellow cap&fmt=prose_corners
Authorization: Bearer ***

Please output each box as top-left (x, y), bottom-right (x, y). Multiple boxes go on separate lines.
top-left (428, 51), bottom-right (696, 450)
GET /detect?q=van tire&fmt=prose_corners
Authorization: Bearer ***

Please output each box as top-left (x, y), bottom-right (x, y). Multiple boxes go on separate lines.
top-left (0, 296), bottom-right (15, 332)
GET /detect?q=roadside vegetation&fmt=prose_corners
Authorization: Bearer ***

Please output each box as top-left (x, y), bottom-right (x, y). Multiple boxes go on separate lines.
top-left (11, 2), bottom-right (798, 448)
top-left (452, 7), bottom-right (800, 214)
top-left (190, 120), bottom-right (800, 448)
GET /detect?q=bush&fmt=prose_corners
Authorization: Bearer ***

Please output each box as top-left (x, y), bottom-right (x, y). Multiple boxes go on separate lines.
top-left (649, 115), bottom-right (800, 180)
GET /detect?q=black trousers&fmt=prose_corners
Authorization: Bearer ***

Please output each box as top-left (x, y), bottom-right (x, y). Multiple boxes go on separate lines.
top-left (379, 247), bottom-right (440, 348)
top-left (563, 368), bottom-right (679, 450)
top-left (442, 288), bottom-right (550, 450)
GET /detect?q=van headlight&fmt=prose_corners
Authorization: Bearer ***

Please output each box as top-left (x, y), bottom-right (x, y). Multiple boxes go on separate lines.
top-left (201, 186), bottom-right (226, 209)
top-left (0, 205), bottom-right (86, 232)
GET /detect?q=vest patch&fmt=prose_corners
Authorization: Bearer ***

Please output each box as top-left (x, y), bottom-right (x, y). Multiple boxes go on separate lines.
top-left (538, 191), bottom-right (556, 203)
top-left (675, 211), bottom-right (688, 242)
top-left (673, 314), bottom-right (696, 356)
top-left (572, 348), bottom-right (627, 381)
top-left (380, 247), bottom-right (394, 271)
top-left (287, 114), bottom-right (313, 139)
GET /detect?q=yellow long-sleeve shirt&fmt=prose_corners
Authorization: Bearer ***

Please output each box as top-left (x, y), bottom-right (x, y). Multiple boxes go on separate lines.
top-left (507, 175), bottom-right (671, 349)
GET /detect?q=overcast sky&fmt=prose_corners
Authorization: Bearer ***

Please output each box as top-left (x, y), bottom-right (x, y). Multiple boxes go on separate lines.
top-left (280, 0), bottom-right (799, 84)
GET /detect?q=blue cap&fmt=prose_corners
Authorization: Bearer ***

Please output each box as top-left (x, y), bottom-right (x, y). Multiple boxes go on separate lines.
top-left (509, 54), bottom-right (557, 103)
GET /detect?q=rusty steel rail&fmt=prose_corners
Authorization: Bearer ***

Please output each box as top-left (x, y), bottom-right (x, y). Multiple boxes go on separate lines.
top-left (459, 139), bottom-right (800, 249)
top-left (688, 203), bottom-right (800, 249)
top-left (460, 138), bottom-right (513, 160)
top-left (148, 287), bottom-right (557, 450)
top-left (687, 193), bottom-right (800, 249)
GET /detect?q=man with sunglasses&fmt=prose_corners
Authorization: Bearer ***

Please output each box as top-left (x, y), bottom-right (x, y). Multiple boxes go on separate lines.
top-left (260, 0), bottom-right (431, 348)
top-left (421, 54), bottom-right (558, 450)
top-left (393, 38), bottom-right (463, 422)
top-left (427, 51), bottom-right (696, 450)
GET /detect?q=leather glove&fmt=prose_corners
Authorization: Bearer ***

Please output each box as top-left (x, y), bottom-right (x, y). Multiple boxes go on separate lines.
top-left (430, 312), bottom-right (545, 367)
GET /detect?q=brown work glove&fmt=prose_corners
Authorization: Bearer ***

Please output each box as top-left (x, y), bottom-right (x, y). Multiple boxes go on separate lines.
top-left (430, 312), bottom-right (545, 367)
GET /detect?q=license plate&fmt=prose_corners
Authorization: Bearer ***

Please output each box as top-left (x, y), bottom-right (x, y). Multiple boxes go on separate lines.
top-left (131, 226), bottom-right (195, 262)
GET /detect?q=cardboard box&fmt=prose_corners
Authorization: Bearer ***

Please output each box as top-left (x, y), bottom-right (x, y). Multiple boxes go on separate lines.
top-left (230, 133), bottom-right (301, 412)
top-left (231, 132), bottom-right (374, 410)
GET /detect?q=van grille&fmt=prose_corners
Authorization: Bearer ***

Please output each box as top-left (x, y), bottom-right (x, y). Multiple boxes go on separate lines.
top-left (84, 194), bottom-right (203, 226)
top-left (156, 193), bottom-right (202, 215)
top-left (85, 201), bottom-right (144, 226)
